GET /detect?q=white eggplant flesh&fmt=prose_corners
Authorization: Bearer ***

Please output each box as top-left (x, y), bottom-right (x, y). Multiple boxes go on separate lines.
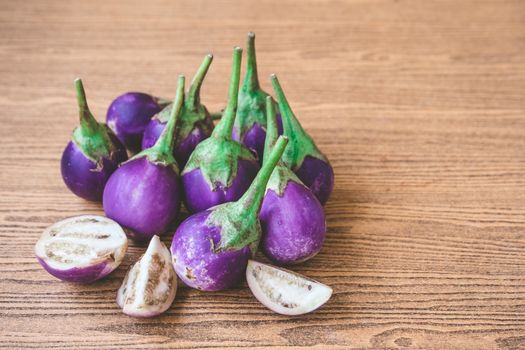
top-left (117, 235), bottom-right (177, 317)
top-left (246, 260), bottom-right (332, 315)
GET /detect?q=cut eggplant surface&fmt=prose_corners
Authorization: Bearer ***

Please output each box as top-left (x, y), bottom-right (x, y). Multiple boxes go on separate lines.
top-left (34, 215), bottom-right (128, 283)
top-left (246, 260), bottom-right (332, 315)
top-left (117, 235), bottom-right (177, 317)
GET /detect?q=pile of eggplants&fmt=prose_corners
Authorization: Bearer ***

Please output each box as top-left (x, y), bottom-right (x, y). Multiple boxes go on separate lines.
top-left (36, 33), bottom-right (335, 317)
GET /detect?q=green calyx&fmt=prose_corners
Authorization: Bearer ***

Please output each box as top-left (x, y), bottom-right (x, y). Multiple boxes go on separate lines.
top-left (184, 47), bottom-right (257, 188)
top-left (206, 201), bottom-right (262, 254)
top-left (153, 54), bottom-right (214, 145)
top-left (131, 75), bottom-right (185, 172)
top-left (234, 32), bottom-right (276, 141)
top-left (263, 96), bottom-right (302, 196)
top-left (154, 103), bottom-right (214, 148)
top-left (182, 137), bottom-right (255, 190)
top-left (72, 79), bottom-right (115, 164)
top-left (270, 74), bottom-right (328, 171)
top-left (265, 165), bottom-right (302, 196)
top-left (206, 136), bottom-right (289, 253)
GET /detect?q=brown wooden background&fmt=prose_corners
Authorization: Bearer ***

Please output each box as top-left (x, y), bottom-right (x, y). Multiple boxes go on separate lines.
top-left (1, 0), bottom-right (525, 349)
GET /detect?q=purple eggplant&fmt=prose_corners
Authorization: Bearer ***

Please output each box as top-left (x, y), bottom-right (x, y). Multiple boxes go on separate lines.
top-left (259, 97), bottom-right (326, 264)
top-left (182, 47), bottom-right (260, 213)
top-left (61, 79), bottom-right (128, 201)
top-left (232, 32), bottom-right (283, 161)
top-left (142, 54), bottom-right (215, 167)
top-left (103, 76), bottom-right (185, 241)
top-left (171, 136), bottom-right (288, 291)
top-left (107, 92), bottom-right (169, 152)
top-left (270, 74), bottom-right (334, 205)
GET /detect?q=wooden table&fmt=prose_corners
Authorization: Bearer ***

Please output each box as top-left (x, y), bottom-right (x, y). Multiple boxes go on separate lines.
top-left (1, 0), bottom-right (525, 349)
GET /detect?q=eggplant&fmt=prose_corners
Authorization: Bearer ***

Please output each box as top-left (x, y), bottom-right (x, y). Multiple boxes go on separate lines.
top-left (35, 215), bottom-right (128, 283)
top-left (260, 97), bottom-right (326, 264)
top-left (103, 76), bottom-right (185, 241)
top-left (232, 32), bottom-right (283, 161)
top-left (181, 47), bottom-right (260, 213)
top-left (171, 136), bottom-right (288, 291)
top-left (141, 54), bottom-right (215, 167)
top-left (61, 79), bottom-right (128, 201)
top-left (106, 92), bottom-right (169, 152)
top-left (270, 74), bottom-right (334, 205)
top-left (246, 260), bottom-right (332, 315)
top-left (117, 235), bottom-right (177, 317)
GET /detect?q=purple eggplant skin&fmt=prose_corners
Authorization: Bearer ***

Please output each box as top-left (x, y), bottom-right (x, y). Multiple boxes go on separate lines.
top-left (142, 118), bottom-right (210, 167)
top-left (141, 118), bottom-right (165, 150)
top-left (103, 156), bottom-right (181, 241)
top-left (171, 210), bottom-right (252, 291)
top-left (106, 92), bottom-right (166, 152)
top-left (61, 134), bottom-right (127, 202)
top-left (231, 115), bottom-right (283, 162)
top-left (294, 156), bottom-right (335, 206)
top-left (182, 159), bottom-right (259, 214)
top-left (36, 257), bottom-right (110, 283)
top-left (260, 181), bottom-right (326, 264)
top-left (140, 117), bottom-right (165, 150)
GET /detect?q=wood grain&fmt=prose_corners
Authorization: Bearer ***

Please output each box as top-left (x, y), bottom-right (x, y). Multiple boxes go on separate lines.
top-left (1, 0), bottom-right (525, 349)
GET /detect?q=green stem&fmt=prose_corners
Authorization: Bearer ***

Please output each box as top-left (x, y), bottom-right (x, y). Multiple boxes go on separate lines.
top-left (152, 75), bottom-right (185, 156)
top-left (270, 74), bottom-right (327, 169)
top-left (270, 74), bottom-right (303, 138)
top-left (238, 136), bottom-right (288, 216)
top-left (75, 79), bottom-right (99, 135)
top-left (242, 32), bottom-right (260, 92)
top-left (211, 47), bottom-right (242, 139)
top-left (271, 74), bottom-right (308, 166)
top-left (263, 96), bottom-right (278, 165)
top-left (186, 54), bottom-right (213, 111)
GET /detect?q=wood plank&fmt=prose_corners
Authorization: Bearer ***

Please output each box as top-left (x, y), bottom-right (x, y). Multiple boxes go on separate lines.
top-left (1, 0), bottom-right (524, 348)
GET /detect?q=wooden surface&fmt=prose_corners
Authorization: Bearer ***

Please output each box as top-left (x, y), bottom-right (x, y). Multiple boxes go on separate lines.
top-left (1, 0), bottom-right (525, 349)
